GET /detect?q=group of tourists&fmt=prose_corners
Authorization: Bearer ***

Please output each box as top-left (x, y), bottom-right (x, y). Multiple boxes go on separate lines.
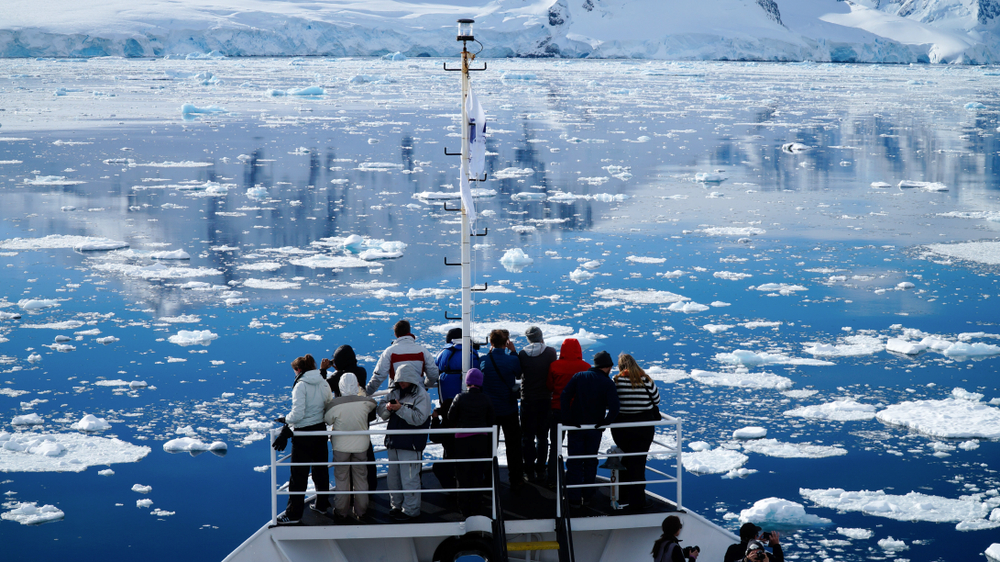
top-left (275, 319), bottom-right (664, 525)
top-left (650, 516), bottom-right (782, 562)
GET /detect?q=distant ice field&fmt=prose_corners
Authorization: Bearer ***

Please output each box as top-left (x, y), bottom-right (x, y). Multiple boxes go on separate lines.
top-left (0, 57), bottom-right (998, 562)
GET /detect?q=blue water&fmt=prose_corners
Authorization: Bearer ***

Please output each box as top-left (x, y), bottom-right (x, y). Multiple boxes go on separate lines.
top-left (1, 58), bottom-right (998, 562)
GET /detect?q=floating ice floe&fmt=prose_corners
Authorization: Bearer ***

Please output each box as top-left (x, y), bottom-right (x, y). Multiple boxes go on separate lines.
top-left (754, 283), bottom-right (807, 295)
top-left (149, 249), bottom-right (190, 260)
top-left (781, 142), bottom-right (810, 153)
top-left (703, 324), bottom-right (734, 334)
top-left (131, 484), bottom-right (152, 494)
top-left (783, 399), bottom-right (877, 421)
top-left (922, 240), bottom-right (1000, 265)
top-left (690, 369), bottom-right (793, 390)
top-left (23, 175), bottom-right (86, 186)
top-left (592, 288), bottom-right (687, 305)
top-left (244, 279), bottom-right (300, 290)
top-left (803, 335), bottom-right (883, 357)
top-left (714, 271), bottom-right (752, 280)
top-left (546, 328), bottom-right (605, 350)
top-left (698, 226), bottom-right (765, 237)
top-left (91, 263), bottom-right (222, 280)
top-left (12, 413), bottom-right (44, 426)
top-left (500, 248), bottom-right (534, 272)
top-left (0, 432), bottom-right (150, 472)
top-left (167, 330), bottom-right (218, 347)
top-left (886, 336), bottom-right (1000, 358)
top-left (290, 254), bottom-right (373, 269)
top-left (667, 301), bottom-right (709, 313)
top-left (733, 427), bottom-right (766, 439)
top-left (715, 350), bottom-right (834, 367)
top-left (837, 527), bottom-right (873, 540)
top-left (694, 171), bottom-right (727, 182)
top-left (682, 448), bottom-right (748, 474)
top-left (246, 185), bottom-right (269, 199)
top-left (987, 543), bottom-right (1000, 561)
top-left (875, 391), bottom-right (1000, 439)
top-left (70, 414), bottom-right (110, 432)
top-left (22, 320), bottom-right (85, 330)
top-left (569, 269), bottom-right (595, 282)
top-left (1, 502), bottom-right (64, 525)
top-left (428, 322), bottom-right (575, 347)
top-left (162, 437), bottom-right (227, 453)
top-left (740, 497), bottom-right (832, 528)
top-left (741, 439), bottom-right (848, 459)
top-left (136, 498), bottom-right (153, 508)
top-left (180, 104), bottom-right (227, 116)
top-left (801, 488), bottom-right (1000, 530)
top-left (898, 180), bottom-right (948, 191)
top-left (0, 234), bottom-right (127, 252)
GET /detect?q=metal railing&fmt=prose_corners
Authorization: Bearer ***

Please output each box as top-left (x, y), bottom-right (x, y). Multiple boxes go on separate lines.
top-left (268, 424), bottom-right (500, 526)
top-left (554, 412), bottom-right (682, 518)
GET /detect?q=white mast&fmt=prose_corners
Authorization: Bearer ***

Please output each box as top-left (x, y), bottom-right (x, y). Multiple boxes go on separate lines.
top-left (458, 19), bottom-right (475, 382)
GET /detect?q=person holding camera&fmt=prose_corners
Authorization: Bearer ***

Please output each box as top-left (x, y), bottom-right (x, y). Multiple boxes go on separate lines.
top-left (377, 363), bottom-right (432, 521)
top-left (480, 328), bottom-right (525, 491)
top-left (725, 523), bottom-right (782, 562)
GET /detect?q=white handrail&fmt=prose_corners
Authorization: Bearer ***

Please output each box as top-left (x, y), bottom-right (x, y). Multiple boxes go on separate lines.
top-left (269, 425), bottom-right (500, 524)
top-left (554, 413), bottom-right (682, 517)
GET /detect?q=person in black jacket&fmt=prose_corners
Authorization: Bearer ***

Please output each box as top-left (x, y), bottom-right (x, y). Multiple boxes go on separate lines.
top-left (560, 350), bottom-right (619, 507)
top-left (517, 326), bottom-right (557, 483)
top-left (725, 524), bottom-right (783, 562)
top-left (448, 368), bottom-right (496, 516)
top-left (322, 345), bottom-right (377, 492)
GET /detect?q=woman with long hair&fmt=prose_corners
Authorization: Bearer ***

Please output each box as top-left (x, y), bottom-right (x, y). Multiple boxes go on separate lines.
top-left (651, 515), bottom-right (685, 562)
top-left (610, 353), bottom-right (660, 512)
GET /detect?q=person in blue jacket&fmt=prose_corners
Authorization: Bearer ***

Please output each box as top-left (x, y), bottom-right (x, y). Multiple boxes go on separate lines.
top-left (560, 350), bottom-right (619, 507)
top-left (435, 327), bottom-right (481, 411)
top-left (480, 328), bottom-right (525, 491)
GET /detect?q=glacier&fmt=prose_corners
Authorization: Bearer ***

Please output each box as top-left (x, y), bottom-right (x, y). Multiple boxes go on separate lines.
top-left (2, 0), bottom-right (999, 63)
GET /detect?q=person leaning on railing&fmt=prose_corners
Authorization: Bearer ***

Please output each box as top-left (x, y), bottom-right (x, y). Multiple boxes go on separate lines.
top-left (610, 353), bottom-right (661, 513)
top-left (447, 368), bottom-right (496, 517)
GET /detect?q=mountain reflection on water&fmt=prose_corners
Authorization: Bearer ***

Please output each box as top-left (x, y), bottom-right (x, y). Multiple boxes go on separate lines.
top-left (0, 58), bottom-right (998, 562)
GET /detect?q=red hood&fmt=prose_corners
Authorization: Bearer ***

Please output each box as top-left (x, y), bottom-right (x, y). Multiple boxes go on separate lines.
top-left (559, 338), bottom-right (583, 361)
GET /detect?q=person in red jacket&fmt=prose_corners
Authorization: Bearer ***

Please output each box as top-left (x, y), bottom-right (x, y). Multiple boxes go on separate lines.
top-left (544, 338), bottom-right (590, 486)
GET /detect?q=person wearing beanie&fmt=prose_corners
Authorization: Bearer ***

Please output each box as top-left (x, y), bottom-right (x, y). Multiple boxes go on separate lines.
top-left (517, 326), bottom-right (557, 482)
top-left (560, 350), bottom-right (620, 508)
top-left (447, 368), bottom-right (496, 516)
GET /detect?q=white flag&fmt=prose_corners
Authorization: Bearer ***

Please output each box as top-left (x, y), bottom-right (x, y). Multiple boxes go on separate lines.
top-left (461, 88), bottom-right (487, 229)
top-left (466, 88), bottom-right (487, 178)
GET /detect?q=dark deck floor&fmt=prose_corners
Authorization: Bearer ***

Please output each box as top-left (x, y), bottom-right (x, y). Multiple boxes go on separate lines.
top-left (294, 467), bottom-right (676, 527)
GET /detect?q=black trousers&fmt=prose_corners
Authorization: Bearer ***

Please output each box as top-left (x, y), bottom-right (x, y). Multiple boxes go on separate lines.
top-left (520, 398), bottom-right (550, 477)
top-left (455, 434), bottom-right (492, 516)
top-left (286, 423), bottom-right (330, 519)
top-left (495, 412), bottom-right (523, 482)
top-left (610, 412), bottom-right (656, 507)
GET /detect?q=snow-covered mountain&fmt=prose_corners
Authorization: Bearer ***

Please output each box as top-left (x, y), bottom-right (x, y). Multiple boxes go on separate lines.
top-left (2, 0), bottom-right (998, 63)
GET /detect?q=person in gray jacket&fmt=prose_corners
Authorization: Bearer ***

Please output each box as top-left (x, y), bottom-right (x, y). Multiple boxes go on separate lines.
top-left (325, 375), bottom-right (377, 522)
top-left (277, 354), bottom-right (333, 525)
top-left (377, 363), bottom-right (432, 521)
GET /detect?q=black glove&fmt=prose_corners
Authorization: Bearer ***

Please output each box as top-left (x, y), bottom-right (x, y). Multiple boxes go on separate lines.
top-left (273, 416), bottom-right (285, 424)
top-left (271, 425), bottom-right (293, 451)
top-left (594, 423), bottom-right (605, 430)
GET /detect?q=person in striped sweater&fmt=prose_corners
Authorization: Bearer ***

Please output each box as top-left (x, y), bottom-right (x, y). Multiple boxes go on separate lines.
top-left (610, 353), bottom-right (661, 512)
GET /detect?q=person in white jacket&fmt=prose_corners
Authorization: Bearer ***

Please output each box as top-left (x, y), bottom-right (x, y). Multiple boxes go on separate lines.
top-left (377, 363), bottom-right (432, 520)
top-left (365, 320), bottom-right (439, 396)
top-left (324, 375), bottom-right (377, 522)
top-left (277, 354), bottom-right (333, 525)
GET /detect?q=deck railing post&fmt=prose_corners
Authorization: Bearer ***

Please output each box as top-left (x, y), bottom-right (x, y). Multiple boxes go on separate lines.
top-left (675, 418), bottom-right (682, 510)
top-left (269, 428), bottom-right (278, 525)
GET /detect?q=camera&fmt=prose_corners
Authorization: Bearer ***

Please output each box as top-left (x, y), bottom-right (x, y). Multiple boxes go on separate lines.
top-left (760, 531), bottom-right (771, 542)
top-left (390, 399), bottom-right (399, 405)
